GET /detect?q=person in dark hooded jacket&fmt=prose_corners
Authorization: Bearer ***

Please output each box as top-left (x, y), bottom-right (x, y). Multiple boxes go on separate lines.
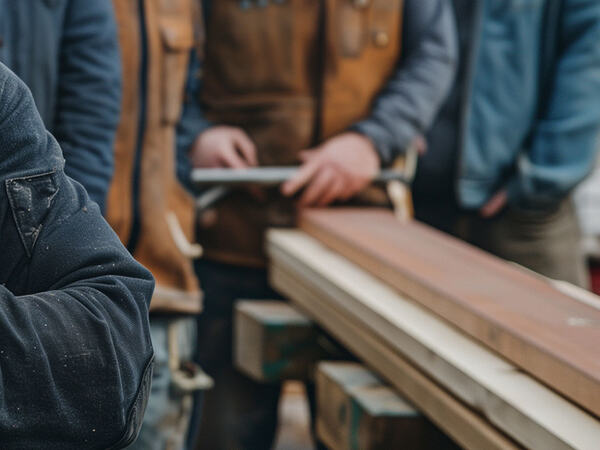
top-left (0, 63), bottom-right (154, 449)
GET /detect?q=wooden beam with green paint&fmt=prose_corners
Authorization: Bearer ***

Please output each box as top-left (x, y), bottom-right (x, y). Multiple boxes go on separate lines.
top-left (234, 300), bottom-right (341, 382)
top-left (316, 361), bottom-right (432, 450)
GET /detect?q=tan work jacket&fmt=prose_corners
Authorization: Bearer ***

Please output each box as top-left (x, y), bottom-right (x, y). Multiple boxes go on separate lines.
top-left (108, 0), bottom-right (202, 314)
top-left (199, 0), bottom-right (404, 266)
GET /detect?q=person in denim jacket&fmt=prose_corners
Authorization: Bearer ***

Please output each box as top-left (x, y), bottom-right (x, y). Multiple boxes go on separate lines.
top-left (414, 0), bottom-right (600, 287)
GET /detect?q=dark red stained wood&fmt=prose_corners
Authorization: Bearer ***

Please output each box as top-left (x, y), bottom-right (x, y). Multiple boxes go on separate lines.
top-left (299, 208), bottom-right (600, 418)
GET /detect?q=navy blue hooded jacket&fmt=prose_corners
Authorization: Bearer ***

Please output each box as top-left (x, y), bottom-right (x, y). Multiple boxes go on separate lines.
top-left (0, 0), bottom-right (121, 211)
top-left (0, 63), bottom-right (153, 449)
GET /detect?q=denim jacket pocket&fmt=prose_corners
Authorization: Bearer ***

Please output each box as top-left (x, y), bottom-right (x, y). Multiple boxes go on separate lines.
top-left (6, 171), bottom-right (59, 257)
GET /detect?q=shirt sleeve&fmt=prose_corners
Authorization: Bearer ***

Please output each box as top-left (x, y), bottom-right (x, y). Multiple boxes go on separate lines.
top-left (51, 0), bottom-right (122, 212)
top-left (350, 0), bottom-right (458, 166)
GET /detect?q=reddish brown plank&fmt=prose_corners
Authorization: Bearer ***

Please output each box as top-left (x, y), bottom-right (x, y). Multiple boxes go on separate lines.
top-left (299, 208), bottom-right (600, 418)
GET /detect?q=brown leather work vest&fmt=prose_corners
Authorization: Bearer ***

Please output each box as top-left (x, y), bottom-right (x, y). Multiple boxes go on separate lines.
top-left (108, 0), bottom-right (203, 314)
top-left (199, 0), bottom-right (404, 267)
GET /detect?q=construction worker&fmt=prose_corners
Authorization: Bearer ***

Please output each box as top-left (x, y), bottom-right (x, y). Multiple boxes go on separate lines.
top-left (0, 62), bottom-right (154, 449)
top-left (107, 1), bottom-right (206, 448)
top-left (413, 0), bottom-right (600, 287)
top-left (179, 2), bottom-right (458, 448)
top-left (0, 0), bottom-right (121, 212)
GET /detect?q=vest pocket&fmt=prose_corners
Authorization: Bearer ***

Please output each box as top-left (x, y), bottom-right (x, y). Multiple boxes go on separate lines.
top-left (337, 1), bottom-right (369, 57)
top-left (369, 0), bottom-right (402, 49)
top-left (159, 15), bottom-right (194, 125)
top-left (333, 0), bottom-right (402, 57)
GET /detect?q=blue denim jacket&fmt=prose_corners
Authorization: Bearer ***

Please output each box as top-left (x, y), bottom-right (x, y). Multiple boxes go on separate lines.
top-left (0, 0), bottom-right (121, 211)
top-left (0, 64), bottom-right (153, 449)
top-left (458, 0), bottom-right (600, 209)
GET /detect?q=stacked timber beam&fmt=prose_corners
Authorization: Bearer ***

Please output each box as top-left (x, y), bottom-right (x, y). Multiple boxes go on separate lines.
top-left (234, 300), bottom-right (323, 382)
top-left (316, 362), bottom-right (430, 450)
top-left (234, 300), bottom-right (445, 448)
top-left (267, 208), bottom-right (600, 450)
top-left (234, 300), bottom-right (348, 382)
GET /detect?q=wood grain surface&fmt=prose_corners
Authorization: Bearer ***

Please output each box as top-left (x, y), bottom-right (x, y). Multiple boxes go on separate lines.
top-left (298, 208), bottom-right (600, 419)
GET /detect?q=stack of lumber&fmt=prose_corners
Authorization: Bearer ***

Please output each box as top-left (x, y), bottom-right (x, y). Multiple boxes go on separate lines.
top-left (267, 208), bottom-right (600, 450)
top-left (316, 361), bottom-right (429, 450)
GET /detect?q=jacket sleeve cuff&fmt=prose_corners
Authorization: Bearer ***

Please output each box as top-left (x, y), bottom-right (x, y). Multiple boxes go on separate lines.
top-left (349, 120), bottom-right (413, 168)
top-left (177, 116), bottom-right (214, 157)
top-left (176, 117), bottom-right (213, 193)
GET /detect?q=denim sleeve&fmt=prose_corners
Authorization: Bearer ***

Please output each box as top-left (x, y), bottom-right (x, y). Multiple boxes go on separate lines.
top-left (507, 0), bottom-right (600, 209)
top-left (176, 49), bottom-right (213, 193)
top-left (350, 0), bottom-right (458, 166)
top-left (0, 64), bottom-right (153, 449)
top-left (51, 0), bottom-right (122, 212)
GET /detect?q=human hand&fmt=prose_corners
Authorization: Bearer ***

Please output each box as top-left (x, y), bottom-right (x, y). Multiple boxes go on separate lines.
top-left (281, 132), bottom-right (380, 207)
top-left (480, 190), bottom-right (508, 218)
top-left (189, 126), bottom-right (258, 169)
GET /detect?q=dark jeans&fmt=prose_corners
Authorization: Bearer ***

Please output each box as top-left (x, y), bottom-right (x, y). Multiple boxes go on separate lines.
top-left (189, 260), bottom-right (283, 450)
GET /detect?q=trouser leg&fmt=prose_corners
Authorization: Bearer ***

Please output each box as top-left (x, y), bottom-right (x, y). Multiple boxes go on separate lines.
top-left (460, 199), bottom-right (590, 288)
top-left (191, 260), bottom-right (283, 450)
top-left (129, 316), bottom-right (198, 450)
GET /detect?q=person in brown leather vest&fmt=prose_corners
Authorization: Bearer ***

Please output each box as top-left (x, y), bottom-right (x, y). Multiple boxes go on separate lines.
top-left (180, 1), bottom-right (457, 448)
top-left (108, 0), bottom-right (208, 448)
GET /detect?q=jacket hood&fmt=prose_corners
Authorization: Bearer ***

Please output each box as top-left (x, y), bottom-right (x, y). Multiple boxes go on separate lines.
top-left (0, 63), bottom-right (64, 182)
